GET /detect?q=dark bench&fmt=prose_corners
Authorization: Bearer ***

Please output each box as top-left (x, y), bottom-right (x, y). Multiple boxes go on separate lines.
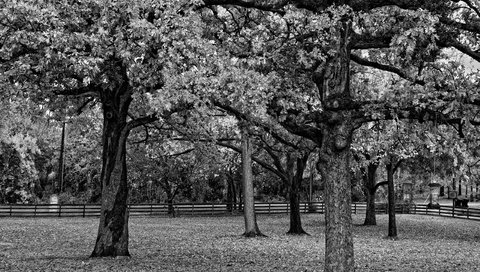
top-left (454, 198), bottom-right (469, 208)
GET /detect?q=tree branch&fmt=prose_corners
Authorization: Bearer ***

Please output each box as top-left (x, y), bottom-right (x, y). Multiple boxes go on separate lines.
top-left (439, 16), bottom-right (480, 35)
top-left (461, 0), bottom-right (480, 18)
top-left (126, 114), bottom-right (158, 132)
top-left (437, 38), bottom-right (480, 63)
top-left (55, 85), bottom-right (99, 97)
top-left (350, 53), bottom-right (425, 85)
top-left (374, 180), bottom-right (388, 192)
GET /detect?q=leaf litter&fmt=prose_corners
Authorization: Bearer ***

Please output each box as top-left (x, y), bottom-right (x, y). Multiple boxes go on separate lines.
top-left (0, 214), bottom-right (479, 271)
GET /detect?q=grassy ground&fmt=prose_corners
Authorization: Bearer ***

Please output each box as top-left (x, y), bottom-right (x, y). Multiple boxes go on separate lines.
top-left (0, 214), bottom-right (479, 272)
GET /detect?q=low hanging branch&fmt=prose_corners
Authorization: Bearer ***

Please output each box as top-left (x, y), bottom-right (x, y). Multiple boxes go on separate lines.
top-left (126, 114), bottom-right (158, 132)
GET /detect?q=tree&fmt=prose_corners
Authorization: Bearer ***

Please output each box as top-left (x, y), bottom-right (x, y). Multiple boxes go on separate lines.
top-left (199, 1), bottom-right (480, 271)
top-left (240, 124), bottom-right (264, 236)
top-left (1, 0), bottom-right (212, 257)
top-left (188, 107), bottom-right (315, 234)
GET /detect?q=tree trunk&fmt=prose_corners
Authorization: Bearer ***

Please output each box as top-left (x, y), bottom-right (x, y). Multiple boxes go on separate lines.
top-left (91, 84), bottom-right (132, 257)
top-left (314, 19), bottom-right (355, 272)
top-left (165, 184), bottom-right (176, 216)
top-left (226, 174), bottom-right (236, 213)
top-left (287, 156), bottom-right (308, 235)
top-left (364, 162), bottom-right (379, 225)
top-left (386, 160), bottom-right (397, 238)
top-left (318, 122), bottom-right (354, 272)
top-left (57, 121), bottom-right (66, 193)
top-left (241, 125), bottom-right (263, 237)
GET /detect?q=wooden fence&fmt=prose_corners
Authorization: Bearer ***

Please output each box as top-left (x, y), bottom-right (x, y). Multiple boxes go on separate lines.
top-left (0, 202), bottom-right (320, 217)
top-left (411, 204), bottom-right (480, 221)
top-left (1, 202), bottom-right (479, 221)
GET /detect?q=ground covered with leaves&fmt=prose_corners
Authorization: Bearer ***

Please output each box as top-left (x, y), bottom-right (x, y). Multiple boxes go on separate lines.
top-left (0, 214), bottom-right (479, 271)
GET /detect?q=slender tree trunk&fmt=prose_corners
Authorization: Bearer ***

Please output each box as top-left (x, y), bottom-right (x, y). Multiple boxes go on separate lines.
top-left (226, 175), bottom-right (236, 213)
top-left (364, 162), bottom-right (379, 225)
top-left (57, 121), bottom-right (66, 193)
top-left (165, 183), bottom-right (175, 216)
top-left (91, 84), bottom-right (132, 257)
top-left (287, 156), bottom-right (308, 235)
top-left (241, 125), bottom-right (263, 237)
top-left (386, 160), bottom-right (397, 238)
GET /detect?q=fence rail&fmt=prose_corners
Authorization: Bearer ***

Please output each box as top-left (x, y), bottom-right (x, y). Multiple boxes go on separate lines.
top-left (411, 204), bottom-right (480, 221)
top-left (1, 202), bottom-right (479, 221)
top-left (0, 202), bottom-right (321, 217)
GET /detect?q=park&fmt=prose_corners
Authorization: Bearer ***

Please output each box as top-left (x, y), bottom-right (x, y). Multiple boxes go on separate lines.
top-left (1, 0), bottom-right (480, 271)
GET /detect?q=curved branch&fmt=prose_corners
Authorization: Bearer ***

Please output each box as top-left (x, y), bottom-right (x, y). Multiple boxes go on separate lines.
top-left (350, 54), bottom-right (425, 85)
top-left (126, 114), bottom-right (158, 132)
top-left (374, 180), bottom-right (388, 192)
top-left (460, 0), bottom-right (480, 18)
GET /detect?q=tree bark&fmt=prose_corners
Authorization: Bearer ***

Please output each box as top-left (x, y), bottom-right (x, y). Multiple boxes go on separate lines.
top-left (287, 156), bottom-right (309, 235)
top-left (363, 161), bottom-right (379, 225)
top-left (57, 121), bottom-right (66, 193)
top-left (240, 125), bottom-right (263, 237)
top-left (165, 183), bottom-right (176, 216)
top-left (226, 172), bottom-right (237, 213)
top-left (91, 82), bottom-right (132, 257)
top-left (386, 160), bottom-right (397, 238)
top-left (315, 19), bottom-right (355, 272)
top-left (318, 121), bottom-right (354, 272)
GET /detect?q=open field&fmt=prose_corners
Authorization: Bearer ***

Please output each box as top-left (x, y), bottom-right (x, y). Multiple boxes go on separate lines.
top-left (0, 214), bottom-right (479, 272)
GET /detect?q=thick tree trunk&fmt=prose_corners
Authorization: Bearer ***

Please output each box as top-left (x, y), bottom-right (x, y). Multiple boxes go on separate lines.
top-left (241, 125), bottom-right (263, 237)
top-left (386, 161), bottom-right (397, 238)
top-left (315, 19), bottom-right (355, 272)
top-left (318, 123), bottom-right (354, 272)
top-left (364, 162), bottom-right (379, 225)
top-left (364, 189), bottom-right (376, 225)
top-left (287, 156), bottom-right (308, 235)
top-left (91, 86), bottom-right (132, 257)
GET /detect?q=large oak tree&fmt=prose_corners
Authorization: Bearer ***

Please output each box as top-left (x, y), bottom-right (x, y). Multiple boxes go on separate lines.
top-left (199, 1), bottom-right (480, 271)
top-left (1, 0), bottom-right (212, 256)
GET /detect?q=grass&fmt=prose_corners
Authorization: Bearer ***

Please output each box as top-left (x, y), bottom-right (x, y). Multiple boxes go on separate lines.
top-left (1, 214), bottom-right (479, 271)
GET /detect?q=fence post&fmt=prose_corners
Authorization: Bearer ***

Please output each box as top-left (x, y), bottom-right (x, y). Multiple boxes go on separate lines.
top-left (150, 204), bottom-right (153, 216)
top-left (34, 205), bottom-right (37, 217)
top-left (9, 205), bottom-right (12, 216)
top-left (211, 203), bottom-right (214, 215)
top-left (268, 203), bottom-right (271, 214)
top-left (452, 204), bottom-right (455, 218)
top-left (83, 204), bottom-right (86, 218)
top-left (467, 208), bottom-right (470, 219)
top-left (58, 204), bottom-right (62, 217)
top-left (354, 203), bottom-right (357, 214)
